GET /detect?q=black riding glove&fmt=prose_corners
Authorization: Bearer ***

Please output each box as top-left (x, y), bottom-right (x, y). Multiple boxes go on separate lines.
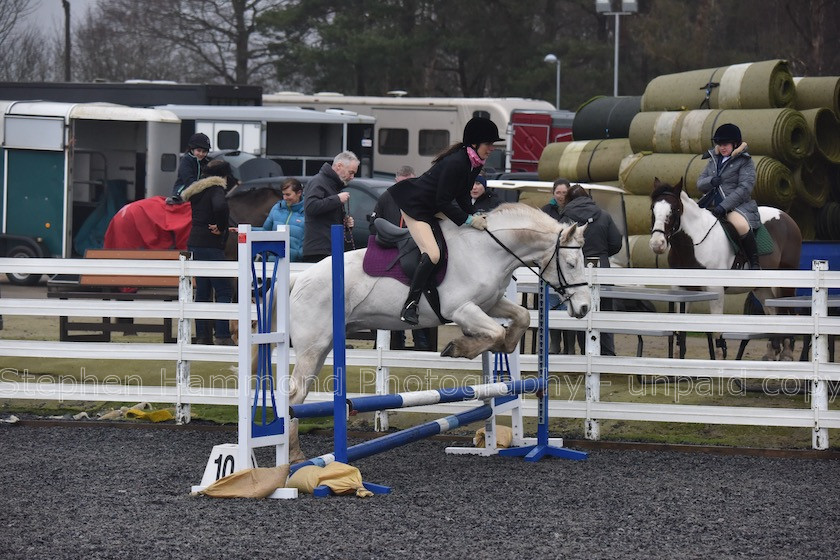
top-left (711, 205), bottom-right (726, 219)
top-left (710, 176), bottom-right (722, 188)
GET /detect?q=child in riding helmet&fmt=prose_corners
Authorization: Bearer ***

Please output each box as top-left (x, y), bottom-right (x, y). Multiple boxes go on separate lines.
top-left (173, 132), bottom-right (211, 196)
top-left (388, 116), bottom-right (503, 325)
top-left (697, 123), bottom-right (762, 270)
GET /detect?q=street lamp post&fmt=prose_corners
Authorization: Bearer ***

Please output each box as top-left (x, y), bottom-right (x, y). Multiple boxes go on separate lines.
top-left (595, 0), bottom-right (638, 96)
top-left (544, 54), bottom-right (561, 109)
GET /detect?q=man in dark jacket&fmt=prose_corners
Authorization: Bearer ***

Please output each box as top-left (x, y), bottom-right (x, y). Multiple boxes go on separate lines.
top-left (182, 160), bottom-right (233, 345)
top-left (556, 184), bottom-right (623, 356)
top-left (302, 151), bottom-right (360, 262)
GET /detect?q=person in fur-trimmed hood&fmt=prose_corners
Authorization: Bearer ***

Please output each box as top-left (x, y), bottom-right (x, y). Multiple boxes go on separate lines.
top-left (697, 123), bottom-right (761, 269)
top-left (182, 159), bottom-right (234, 345)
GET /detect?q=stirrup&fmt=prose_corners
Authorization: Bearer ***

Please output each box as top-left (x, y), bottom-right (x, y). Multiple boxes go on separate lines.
top-left (400, 300), bottom-right (419, 325)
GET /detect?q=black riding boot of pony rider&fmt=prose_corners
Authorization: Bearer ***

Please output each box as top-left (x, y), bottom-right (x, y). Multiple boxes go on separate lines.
top-left (400, 253), bottom-right (436, 326)
top-left (740, 230), bottom-right (761, 270)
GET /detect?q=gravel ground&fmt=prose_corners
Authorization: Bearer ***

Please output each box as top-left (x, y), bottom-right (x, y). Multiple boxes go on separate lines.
top-left (1, 422), bottom-right (839, 559)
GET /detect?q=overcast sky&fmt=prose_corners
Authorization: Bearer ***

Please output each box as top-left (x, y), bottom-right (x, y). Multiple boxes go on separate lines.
top-left (23, 0), bottom-right (98, 33)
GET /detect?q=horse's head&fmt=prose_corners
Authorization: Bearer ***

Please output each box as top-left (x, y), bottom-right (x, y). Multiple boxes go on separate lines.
top-left (649, 177), bottom-right (684, 255)
top-left (548, 223), bottom-right (591, 319)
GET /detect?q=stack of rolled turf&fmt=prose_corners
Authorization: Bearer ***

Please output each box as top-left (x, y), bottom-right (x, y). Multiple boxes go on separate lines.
top-left (538, 60), bottom-right (840, 242)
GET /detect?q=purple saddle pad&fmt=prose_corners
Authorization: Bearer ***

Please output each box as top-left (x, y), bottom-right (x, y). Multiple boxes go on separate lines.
top-left (362, 235), bottom-right (446, 286)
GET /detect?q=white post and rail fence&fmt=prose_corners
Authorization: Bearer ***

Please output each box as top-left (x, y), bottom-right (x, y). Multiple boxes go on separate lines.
top-left (0, 256), bottom-right (838, 449)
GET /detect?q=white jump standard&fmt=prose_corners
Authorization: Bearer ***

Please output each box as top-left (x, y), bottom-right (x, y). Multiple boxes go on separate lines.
top-left (191, 225), bottom-right (298, 499)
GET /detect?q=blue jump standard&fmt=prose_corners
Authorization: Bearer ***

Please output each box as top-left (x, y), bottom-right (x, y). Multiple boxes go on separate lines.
top-left (289, 378), bottom-right (545, 419)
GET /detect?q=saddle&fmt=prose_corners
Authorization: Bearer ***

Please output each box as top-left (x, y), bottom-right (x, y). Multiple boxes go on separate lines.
top-left (718, 219), bottom-right (774, 270)
top-left (363, 218), bottom-right (449, 323)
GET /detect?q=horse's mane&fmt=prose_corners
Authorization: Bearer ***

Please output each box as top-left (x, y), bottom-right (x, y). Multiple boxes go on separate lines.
top-left (486, 202), bottom-right (561, 232)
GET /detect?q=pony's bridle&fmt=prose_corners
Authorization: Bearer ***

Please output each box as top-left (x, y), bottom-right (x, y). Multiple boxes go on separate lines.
top-left (651, 190), bottom-right (719, 247)
top-left (650, 191), bottom-right (682, 243)
top-left (484, 228), bottom-right (587, 303)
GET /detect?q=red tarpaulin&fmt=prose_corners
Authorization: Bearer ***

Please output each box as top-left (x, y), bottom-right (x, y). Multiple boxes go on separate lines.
top-left (104, 196), bottom-right (192, 250)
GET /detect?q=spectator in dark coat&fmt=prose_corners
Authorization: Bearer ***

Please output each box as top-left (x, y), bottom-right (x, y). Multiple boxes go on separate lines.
top-left (470, 176), bottom-right (501, 213)
top-left (558, 184), bottom-right (623, 356)
top-left (302, 151), bottom-right (359, 262)
top-left (182, 159), bottom-right (233, 345)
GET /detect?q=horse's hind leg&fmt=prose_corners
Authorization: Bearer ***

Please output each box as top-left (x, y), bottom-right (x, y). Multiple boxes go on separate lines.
top-left (441, 301), bottom-right (507, 359)
top-left (486, 297), bottom-right (531, 354)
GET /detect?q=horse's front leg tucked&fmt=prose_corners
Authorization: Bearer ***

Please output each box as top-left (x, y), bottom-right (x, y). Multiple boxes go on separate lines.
top-left (441, 301), bottom-right (509, 359)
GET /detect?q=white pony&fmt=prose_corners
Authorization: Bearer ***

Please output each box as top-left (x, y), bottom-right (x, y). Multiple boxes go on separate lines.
top-left (285, 203), bottom-right (590, 459)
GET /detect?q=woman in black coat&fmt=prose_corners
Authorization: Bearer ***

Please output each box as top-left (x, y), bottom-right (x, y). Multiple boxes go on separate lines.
top-left (388, 116), bottom-right (503, 325)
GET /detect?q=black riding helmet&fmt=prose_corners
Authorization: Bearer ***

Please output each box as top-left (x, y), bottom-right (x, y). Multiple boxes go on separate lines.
top-left (712, 123), bottom-right (742, 146)
top-left (463, 117), bottom-right (504, 146)
top-left (188, 132), bottom-right (211, 151)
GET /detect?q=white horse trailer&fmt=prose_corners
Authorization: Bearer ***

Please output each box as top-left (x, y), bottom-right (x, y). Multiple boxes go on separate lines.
top-left (154, 104), bottom-right (376, 177)
top-left (261, 93), bottom-right (555, 176)
top-left (0, 100), bottom-right (180, 283)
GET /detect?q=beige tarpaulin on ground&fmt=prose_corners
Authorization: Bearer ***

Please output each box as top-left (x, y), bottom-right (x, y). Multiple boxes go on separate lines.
top-left (474, 425), bottom-right (513, 448)
top-left (286, 462), bottom-right (374, 498)
top-left (197, 465), bottom-right (290, 499)
top-left (641, 60), bottom-right (795, 111)
top-left (629, 108), bottom-right (813, 167)
top-left (618, 152), bottom-right (794, 210)
top-left (537, 138), bottom-right (632, 182)
top-left (794, 76), bottom-right (840, 118)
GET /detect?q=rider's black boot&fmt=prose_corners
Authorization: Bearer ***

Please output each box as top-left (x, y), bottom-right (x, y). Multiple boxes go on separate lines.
top-left (740, 230), bottom-right (761, 270)
top-left (400, 253), bottom-right (436, 326)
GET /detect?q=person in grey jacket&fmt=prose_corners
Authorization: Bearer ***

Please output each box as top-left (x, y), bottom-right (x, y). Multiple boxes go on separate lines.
top-left (302, 151), bottom-right (359, 262)
top-left (697, 123), bottom-right (761, 269)
top-left (557, 185), bottom-right (623, 355)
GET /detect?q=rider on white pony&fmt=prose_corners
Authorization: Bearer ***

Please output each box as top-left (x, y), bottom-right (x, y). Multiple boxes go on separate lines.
top-left (387, 116), bottom-right (504, 325)
top-left (697, 123), bottom-right (762, 270)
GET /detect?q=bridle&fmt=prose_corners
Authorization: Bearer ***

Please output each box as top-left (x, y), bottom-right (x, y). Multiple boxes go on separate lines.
top-left (484, 227), bottom-right (587, 304)
top-left (650, 191), bottom-right (683, 243)
top-left (650, 190), bottom-right (718, 247)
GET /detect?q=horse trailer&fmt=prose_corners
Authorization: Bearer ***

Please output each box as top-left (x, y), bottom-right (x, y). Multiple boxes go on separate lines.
top-left (153, 104), bottom-right (376, 178)
top-left (0, 100), bottom-right (181, 283)
top-left (261, 93), bottom-right (557, 176)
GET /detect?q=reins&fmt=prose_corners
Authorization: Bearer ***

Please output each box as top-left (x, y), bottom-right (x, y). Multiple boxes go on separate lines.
top-left (483, 227), bottom-right (587, 302)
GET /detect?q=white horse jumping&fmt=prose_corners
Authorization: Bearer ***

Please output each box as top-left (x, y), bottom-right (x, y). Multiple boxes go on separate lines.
top-left (649, 179), bottom-right (802, 360)
top-left (285, 203), bottom-right (590, 459)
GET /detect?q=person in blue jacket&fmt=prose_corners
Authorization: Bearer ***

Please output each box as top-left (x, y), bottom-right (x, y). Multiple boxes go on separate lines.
top-left (261, 178), bottom-right (305, 262)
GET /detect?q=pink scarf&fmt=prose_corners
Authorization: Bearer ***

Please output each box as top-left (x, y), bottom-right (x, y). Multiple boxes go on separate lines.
top-left (467, 146), bottom-right (485, 168)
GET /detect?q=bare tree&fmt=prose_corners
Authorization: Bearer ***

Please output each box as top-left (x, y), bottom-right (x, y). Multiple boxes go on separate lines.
top-left (0, 0), bottom-right (63, 81)
top-left (108, 0), bottom-right (286, 86)
top-left (72, 2), bottom-right (192, 82)
top-left (0, 0), bottom-right (33, 48)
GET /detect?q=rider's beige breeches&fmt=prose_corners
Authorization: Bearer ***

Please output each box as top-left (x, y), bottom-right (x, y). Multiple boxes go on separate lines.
top-left (401, 212), bottom-right (441, 263)
top-left (727, 210), bottom-right (749, 235)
